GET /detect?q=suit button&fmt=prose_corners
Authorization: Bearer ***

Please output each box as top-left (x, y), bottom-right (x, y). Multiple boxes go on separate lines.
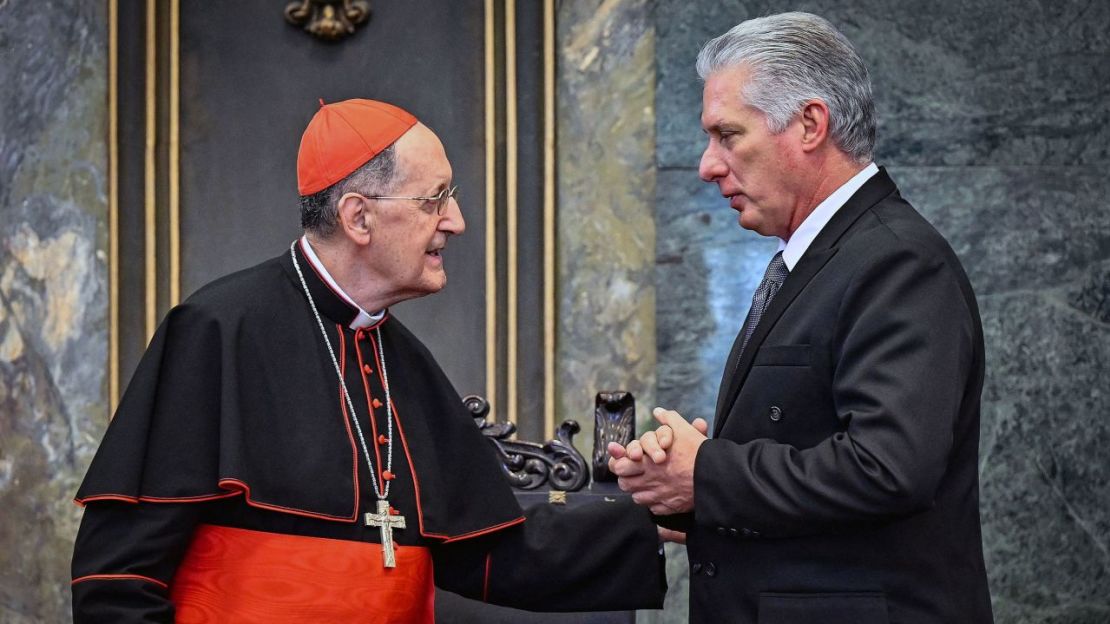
top-left (769, 406), bottom-right (783, 422)
top-left (728, 528), bottom-right (738, 538)
top-left (750, 530), bottom-right (761, 538)
top-left (704, 562), bottom-right (717, 577)
top-left (716, 526), bottom-right (728, 536)
top-left (740, 528), bottom-right (753, 537)
top-left (691, 563), bottom-right (703, 575)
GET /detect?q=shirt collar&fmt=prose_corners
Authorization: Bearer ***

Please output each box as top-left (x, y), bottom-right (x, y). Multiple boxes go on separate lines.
top-left (778, 162), bottom-right (879, 270)
top-left (299, 235), bottom-right (385, 330)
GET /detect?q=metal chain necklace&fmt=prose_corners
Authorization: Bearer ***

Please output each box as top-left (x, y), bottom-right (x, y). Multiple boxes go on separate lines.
top-left (290, 242), bottom-right (407, 567)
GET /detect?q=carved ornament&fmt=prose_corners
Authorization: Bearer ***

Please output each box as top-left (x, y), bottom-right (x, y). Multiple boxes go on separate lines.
top-left (464, 395), bottom-right (590, 492)
top-left (284, 0), bottom-right (371, 41)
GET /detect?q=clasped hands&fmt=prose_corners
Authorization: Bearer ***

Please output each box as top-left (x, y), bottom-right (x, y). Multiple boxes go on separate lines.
top-left (607, 408), bottom-right (709, 541)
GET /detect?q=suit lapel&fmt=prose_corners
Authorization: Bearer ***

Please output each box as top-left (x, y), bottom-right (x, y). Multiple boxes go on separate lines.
top-left (712, 169), bottom-right (899, 436)
top-left (713, 314), bottom-right (750, 419)
top-left (713, 247), bottom-right (838, 436)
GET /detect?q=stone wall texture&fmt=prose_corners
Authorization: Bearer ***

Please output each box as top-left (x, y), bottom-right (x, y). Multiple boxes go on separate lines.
top-left (651, 1), bottom-right (1110, 623)
top-left (557, 0), bottom-right (657, 453)
top-left (0, 0), bottom-right (109, 622)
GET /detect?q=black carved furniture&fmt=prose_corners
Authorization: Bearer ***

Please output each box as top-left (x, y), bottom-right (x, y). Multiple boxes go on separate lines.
top-left (463, 395), bottom-right (589, 492)
top-left (592, 391), bottom-right (636, 482)
top-left (436, 395), bottom-right (638, 623)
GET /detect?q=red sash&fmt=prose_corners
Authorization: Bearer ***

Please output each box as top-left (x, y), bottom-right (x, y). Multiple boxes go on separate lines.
top-left (170, 524), bottom-right (434, 623)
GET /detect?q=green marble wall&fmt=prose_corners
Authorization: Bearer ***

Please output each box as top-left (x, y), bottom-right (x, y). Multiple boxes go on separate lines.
top-left (0, 1), bottom-right (110, 622)
top-left (556, 0), bottom-right (657, 454)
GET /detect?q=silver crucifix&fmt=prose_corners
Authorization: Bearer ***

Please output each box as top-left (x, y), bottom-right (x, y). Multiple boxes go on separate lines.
top-left (364, 499), bottom-right (407, 568)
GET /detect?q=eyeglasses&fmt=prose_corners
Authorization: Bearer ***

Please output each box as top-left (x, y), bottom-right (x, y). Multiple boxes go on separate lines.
top-left (361, 185), bottom-right (459, 216)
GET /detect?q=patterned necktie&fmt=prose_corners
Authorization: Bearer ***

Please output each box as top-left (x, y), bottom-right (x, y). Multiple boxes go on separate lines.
top-left (738, 251), bottom-right (789, 356)
top-left (715, 251), bottom-right (790, 425)
top-left (720, 250), bottom-right (790, 385)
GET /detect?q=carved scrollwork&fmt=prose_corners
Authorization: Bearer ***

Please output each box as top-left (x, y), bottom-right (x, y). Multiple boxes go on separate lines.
top-left (464, 395), bottom-right (589, 492)
top-left (284, 0), bottom-right (371, 42)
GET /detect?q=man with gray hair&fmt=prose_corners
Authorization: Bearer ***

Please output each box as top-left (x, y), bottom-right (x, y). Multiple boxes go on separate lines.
top-left (610, 12), bottom-right (993, 623)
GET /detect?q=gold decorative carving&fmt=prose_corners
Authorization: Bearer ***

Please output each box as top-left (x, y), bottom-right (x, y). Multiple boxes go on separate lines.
top-left (284, 0), bottom-right (371, 41)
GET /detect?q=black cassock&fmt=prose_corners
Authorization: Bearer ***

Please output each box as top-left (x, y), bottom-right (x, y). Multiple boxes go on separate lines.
top-left (72, 242), bottom-right (665, 622)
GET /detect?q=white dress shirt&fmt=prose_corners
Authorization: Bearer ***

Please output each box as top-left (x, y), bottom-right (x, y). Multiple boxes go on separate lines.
top-left (778, 162), bottom-right (879, 270)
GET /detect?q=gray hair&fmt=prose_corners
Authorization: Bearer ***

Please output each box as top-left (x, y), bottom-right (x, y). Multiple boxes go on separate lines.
top-left (696, 12), bottom-right (876, 163)
top-left (299, 144), bottom-right (398, 238)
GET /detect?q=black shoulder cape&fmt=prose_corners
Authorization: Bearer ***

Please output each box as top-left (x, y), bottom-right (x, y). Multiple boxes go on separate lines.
top-left (76, 243), bottom-right (524, 541)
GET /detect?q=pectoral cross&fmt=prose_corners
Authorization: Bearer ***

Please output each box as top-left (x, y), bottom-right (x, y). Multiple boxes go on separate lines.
top-left (364, 499), bottom-right (406, 568)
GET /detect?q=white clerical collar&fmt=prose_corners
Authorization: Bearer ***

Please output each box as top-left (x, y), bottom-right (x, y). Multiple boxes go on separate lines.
top-left (298, 236), bottom-right (384, 329)
top-left (778, 162), bottom-right (879, 270)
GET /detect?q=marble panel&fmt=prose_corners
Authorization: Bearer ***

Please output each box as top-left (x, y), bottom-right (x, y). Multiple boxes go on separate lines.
top-left (655, 0), bottom-right (1110, 169)
top-left (890, 166), bottom-right (1110, 296)
top-left (979, 283), bottom-right (1110, 622)
top-left (557, 0), bottom-right (658, 447)
top-left (1069, 259), bottom-right (1110, 325)
top-left (655, 168), bottom-right (779, 426)
top-left (0, 1), bottom-right (109, 622)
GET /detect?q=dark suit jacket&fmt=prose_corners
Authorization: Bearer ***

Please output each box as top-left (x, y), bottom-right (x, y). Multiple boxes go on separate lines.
top-left (684, 169), bottom-right (993, 623)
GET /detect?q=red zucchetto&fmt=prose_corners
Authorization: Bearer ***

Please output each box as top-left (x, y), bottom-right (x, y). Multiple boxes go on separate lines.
top-left (297, 98), bottom-right (418, 196)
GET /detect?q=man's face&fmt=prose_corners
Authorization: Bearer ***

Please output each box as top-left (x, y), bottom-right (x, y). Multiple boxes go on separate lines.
top-left (698, 65), bottom-right (803, 239)
top-left (365, 123), bottom-right (465, 300)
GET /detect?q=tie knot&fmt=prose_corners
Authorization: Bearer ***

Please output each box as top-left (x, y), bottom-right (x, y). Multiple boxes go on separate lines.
top-left (763, 251), bottom-right (788, 285)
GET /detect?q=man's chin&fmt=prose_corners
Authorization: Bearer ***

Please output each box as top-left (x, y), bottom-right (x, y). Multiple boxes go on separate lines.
top-left (738, 212), bottom-right (759, 233)
top-left (420, 272), bottom-right (447, 294)
top-left (738, 212), bottom-right (778, 237)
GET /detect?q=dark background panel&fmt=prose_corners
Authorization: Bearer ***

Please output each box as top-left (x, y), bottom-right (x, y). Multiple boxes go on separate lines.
top-left (178, 0), bottom-right (488, 395)
top-left (513, 0), bottom-right (547, 441)
top-left (116, 0), bottom-right (149, 386)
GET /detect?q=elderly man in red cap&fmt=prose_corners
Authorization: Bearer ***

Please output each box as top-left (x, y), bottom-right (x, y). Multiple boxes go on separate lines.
top-left (70, 99), bottom-right (665, 622)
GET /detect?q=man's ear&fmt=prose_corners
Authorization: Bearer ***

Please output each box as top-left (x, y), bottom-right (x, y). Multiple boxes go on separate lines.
top-left (798, 99), bottom-right (831, 153)
top-left (336, 192), bottom-right (372, 245)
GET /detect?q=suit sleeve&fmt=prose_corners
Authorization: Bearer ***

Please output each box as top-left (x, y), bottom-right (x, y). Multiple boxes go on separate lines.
top-left (432, 498), bottom-right (666, 612)
top-left (694, 242), bottom-right (976, 537)
top-left (71, 501), bottom-right (202, 623)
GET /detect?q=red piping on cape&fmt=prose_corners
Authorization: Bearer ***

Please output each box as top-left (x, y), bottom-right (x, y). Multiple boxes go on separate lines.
top-left (368, 332), bottom-right (526, 543)
top-left (336, 328), bottom-right (362, 520)
top-left (368, 331), bottom-right (429, 537)
top-left (72, 574), bottom-right (168, 590)
top-left (483, 553), bottom-right (492, 602)
top-left (216, 478), bottom-right (357, 522)
top-left (437, 516), bottom-right (527, 543)
top-left (354, 327), bottom-right (387, 493)
top-left (76, 483), bottom-right (360, 523)
top-left (74, 491), bottom-right (241, 507)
